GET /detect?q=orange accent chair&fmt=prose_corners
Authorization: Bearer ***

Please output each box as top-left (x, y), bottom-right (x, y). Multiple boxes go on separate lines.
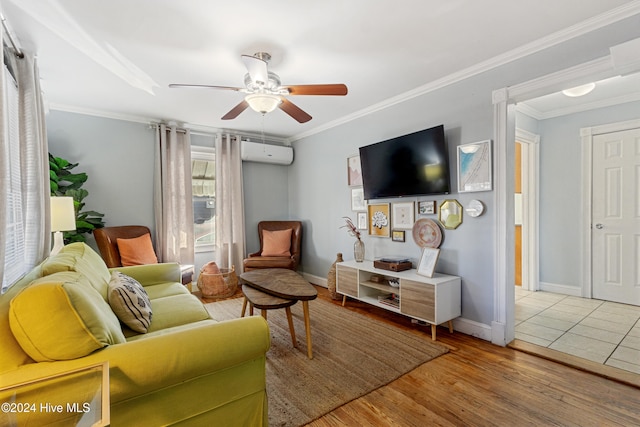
top-left (243, 221), bottom-right (303, 271)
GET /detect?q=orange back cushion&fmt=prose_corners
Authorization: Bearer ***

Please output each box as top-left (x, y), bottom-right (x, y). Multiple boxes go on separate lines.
top-left (261, 229), bottom-right (292, 257)
top-left (116, 233), bottom-right (158, 266)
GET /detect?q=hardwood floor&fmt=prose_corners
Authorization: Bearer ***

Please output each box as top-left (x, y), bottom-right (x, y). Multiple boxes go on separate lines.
top-left (307, 286), bottom-right (640, 427)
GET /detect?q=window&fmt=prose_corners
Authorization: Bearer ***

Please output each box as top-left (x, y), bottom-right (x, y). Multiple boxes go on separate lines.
top-left (191, 147), bottom-right (215, 252)
top-left (2, 64), bottom-right (24, 293)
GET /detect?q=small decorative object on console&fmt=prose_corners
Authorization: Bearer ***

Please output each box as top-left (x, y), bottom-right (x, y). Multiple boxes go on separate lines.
top-left (373, 257), bottom-right (412, 272)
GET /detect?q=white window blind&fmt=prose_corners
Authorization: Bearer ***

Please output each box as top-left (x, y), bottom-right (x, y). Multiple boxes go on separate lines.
top-left (2, 67), bottom-right (25, 293)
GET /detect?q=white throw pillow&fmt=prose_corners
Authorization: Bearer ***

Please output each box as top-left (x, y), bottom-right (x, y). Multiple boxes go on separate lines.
top-left (108, 271), bottom-right (153, 333)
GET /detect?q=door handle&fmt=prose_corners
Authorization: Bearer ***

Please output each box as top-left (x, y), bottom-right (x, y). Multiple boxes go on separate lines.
top-left (595, 223), bottom-right (604, 229)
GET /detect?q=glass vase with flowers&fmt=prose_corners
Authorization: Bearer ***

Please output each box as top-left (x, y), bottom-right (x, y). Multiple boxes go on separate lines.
top-left (341, 216), bottom-right (365, 262)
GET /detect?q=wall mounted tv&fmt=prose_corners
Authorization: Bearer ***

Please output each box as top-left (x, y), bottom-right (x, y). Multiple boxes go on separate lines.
top-left (359, 124), bottom-right (450, 200)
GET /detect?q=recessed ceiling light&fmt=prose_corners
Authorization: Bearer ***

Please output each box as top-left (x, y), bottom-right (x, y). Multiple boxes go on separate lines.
top-left (562, 83), bottom-right (596, 97)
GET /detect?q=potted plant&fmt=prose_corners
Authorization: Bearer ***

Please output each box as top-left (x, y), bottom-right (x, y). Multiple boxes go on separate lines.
top-left (49, 153), bottom-right (105, 243)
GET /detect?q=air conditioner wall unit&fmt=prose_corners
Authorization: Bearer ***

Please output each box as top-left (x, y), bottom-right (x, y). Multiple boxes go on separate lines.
top-left (240, 140), bottom-right (294, 165)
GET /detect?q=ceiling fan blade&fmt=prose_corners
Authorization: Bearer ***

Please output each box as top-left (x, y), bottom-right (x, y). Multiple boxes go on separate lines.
top-left (284, 84), bottom-right (348, 96)
top-left (221, 100), bottom-right (249, 120)
top-left (279, 98), bottom-right (312, 123)
top-left (241, 55), bottom-right (269, 85)
top-left (169, 83), bottom-right (243, 91)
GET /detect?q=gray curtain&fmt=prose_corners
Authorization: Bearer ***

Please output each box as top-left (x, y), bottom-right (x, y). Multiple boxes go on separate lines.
top-left (214, 133), bottom-right (245, 271)
top-left (153, 123), bottom-right (195, 265)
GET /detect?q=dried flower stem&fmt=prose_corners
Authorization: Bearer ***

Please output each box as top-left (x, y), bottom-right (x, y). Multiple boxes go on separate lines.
top-left (341, 216), bottom-right (361, 240)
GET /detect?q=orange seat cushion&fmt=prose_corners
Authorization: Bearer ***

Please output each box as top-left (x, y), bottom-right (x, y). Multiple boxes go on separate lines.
top-left (261, 229), bottom-right (292, 257)
top-left (116, 233), bottom-right (158, 266)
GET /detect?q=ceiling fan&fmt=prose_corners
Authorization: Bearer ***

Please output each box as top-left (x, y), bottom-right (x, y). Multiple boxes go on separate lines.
top-left (169, 52), bottom-right (347, 123)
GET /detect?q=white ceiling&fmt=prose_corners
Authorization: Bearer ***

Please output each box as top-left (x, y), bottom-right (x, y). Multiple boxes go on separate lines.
top-left (2, 0), bottom-right (638, 141)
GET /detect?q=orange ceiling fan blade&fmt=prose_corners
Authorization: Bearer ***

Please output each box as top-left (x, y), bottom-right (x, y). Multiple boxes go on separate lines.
top-left (284, 84), bottom-right (348, 96)
top-left (221, 100), bottom-right (249, 120)
top-left (279, 98), bottom-right (312, 123)
top-left (169, 83), bottom-right (243, 91)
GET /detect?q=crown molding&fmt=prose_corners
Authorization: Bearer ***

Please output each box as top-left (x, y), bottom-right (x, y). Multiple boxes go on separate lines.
top-left (289, 2), bottom-right (640, 143)
top-left (48, 103), bottom-right (156, 124)
top-left (49, 103), bottom-right (289, 144)
top-left (526, 92), bottom-right (640, 120)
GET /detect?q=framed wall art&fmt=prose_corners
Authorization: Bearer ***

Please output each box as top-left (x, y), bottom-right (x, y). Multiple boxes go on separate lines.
top-left (457, 140), bottom-right (492, 193)
top-left (368, 203), bottom-right (390, 237)
top-left (391, 230), bottom-right (405, 242)
top-left (417, 247), bottom-right (440, 278)
top-left (350, 187), bottom-right (366, 211)
top-left (418, 200), bottom-right (436, 215)
top-left (391, 202), bottom-right (414, 229)
top-left (357, 211), bottom-right (368, 229)
top-left (347, 155), bottom-right (363, 186)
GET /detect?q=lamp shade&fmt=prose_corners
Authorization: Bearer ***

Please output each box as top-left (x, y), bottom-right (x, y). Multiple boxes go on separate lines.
top-left (245, 93), bottom-right (282, 114)
top-left (50, 197), bottom-right (76, 232)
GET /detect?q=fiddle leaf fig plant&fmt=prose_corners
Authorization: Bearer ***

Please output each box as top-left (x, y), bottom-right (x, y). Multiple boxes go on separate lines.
top-left (49, 153), bottom-right (105, 243)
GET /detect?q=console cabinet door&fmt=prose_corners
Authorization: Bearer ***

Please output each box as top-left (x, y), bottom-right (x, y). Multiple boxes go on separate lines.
top-left (401, 279), bottom-right (435, 322)
top-left (336, 265), bottom-right (358, 297)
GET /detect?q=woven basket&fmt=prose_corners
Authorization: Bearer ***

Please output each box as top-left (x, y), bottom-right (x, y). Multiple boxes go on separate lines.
top-left (197, 265), bottom-right (238, 299)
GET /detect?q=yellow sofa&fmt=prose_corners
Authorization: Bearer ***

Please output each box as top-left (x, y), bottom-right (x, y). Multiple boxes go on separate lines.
top-left (0, 243), bottom-right (270, 426)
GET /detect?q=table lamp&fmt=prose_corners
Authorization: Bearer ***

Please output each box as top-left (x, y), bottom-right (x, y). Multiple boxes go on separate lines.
top-left (50, 196), bottom-right (76, 255)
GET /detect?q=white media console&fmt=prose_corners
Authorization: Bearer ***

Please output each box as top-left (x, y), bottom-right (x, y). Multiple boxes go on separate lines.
top-left (336, 260), bottom-right (461, 341)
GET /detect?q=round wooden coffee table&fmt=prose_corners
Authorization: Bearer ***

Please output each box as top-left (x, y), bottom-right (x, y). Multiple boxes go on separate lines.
top-left (240, 268), bottom-right (318, 359)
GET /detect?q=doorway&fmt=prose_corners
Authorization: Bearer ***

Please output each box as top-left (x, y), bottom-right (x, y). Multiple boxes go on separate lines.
top-left (514, 129), bottom-right (540, 292)
top-left (581, 120), bottom-right (640, 306)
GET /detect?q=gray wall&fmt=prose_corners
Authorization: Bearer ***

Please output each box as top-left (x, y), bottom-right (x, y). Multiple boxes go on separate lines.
top-left (47, 111), bottom-right (292, 269)
top-left (243, 162), bottom-right (291, 255)
top-left (47, 111), bottom-right (156, 251)
top-left (289, 78), bottom-right (498, 325)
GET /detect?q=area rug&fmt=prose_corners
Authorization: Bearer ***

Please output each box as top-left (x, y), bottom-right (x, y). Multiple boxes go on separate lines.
top-left (205, 297), bottom-right (448, 427)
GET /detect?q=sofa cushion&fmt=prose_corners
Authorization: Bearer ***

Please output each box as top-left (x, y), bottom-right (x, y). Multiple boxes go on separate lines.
top-left (108, 272), bottom-right (153, 333)
top-left (42, 242), bottom-right (111, 300)
top-left (144, 281), bottom-right (190, 300)
top-left (117, 233), bottom-right (158, 266)
top-left (146, 294), bottom-right (210, 333)
top-left (9, 272), bottom-right (126, 362)
top-left (261, 228), bottom-right (292, 257)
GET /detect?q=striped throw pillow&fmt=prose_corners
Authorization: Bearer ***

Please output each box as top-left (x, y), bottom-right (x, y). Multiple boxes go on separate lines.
top-left (108, 272), bottom-right (153, 333)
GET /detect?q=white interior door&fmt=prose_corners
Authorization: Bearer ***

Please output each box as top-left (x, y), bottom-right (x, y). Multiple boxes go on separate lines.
top-left (592, 127), bottom-right (640, 305)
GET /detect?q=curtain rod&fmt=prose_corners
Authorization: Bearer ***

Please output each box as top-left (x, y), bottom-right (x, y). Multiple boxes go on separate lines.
top-left (1, 14), bottom-right (24, 59)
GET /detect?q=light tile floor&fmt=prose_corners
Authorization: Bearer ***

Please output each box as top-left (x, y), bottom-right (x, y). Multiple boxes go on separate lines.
top-left (515, 287), bottom-right (640, 374)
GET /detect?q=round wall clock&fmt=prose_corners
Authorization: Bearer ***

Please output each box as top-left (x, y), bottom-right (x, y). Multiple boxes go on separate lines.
top-left (465, 199), bottom-right (485, 218)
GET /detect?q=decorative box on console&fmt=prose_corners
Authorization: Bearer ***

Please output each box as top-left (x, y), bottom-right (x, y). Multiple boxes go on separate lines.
top-left (373, 257), bottom-right (412, 272)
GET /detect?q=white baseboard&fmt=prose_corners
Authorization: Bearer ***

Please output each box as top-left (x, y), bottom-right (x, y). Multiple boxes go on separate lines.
top-left (453, 318), bottom-right (493, 342)
top-left (302, 273), bottom-right (327, 288)
top-left (539, 281), bottom-right (582, 296)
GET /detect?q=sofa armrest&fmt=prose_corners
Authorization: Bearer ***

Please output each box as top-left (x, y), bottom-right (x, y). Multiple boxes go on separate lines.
top-left (0, 316), bottom-right (270, 403)
top-left (110, 263), bottom-right (181, 286)
top-left (102, 316), bottom-right (271, 401)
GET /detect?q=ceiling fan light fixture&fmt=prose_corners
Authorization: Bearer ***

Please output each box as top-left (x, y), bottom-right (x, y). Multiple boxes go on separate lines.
top-left (562, 82), bottom-right (596, 97)
top-left (245, 93), bottom-right (282, 114)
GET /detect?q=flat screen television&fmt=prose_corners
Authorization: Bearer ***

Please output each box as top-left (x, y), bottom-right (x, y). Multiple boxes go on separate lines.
top-left (359, 125), bottom-right (450, 200)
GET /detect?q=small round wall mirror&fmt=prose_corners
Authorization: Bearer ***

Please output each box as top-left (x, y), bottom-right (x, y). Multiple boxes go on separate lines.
top-left (465, 199), bottom-right (485, 218)
top-left (438, 199), bottom-right (463, 229)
